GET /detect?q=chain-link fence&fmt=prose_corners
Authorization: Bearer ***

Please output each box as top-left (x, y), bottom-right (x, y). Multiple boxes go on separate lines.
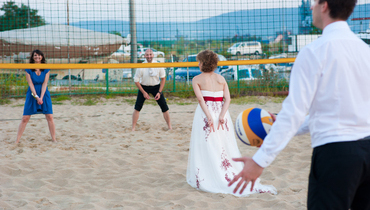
top-left (1, 0), bottom-right (369, 98)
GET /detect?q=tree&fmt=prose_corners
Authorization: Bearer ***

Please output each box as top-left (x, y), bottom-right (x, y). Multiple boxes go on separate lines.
top-left (0, 1), bottom-right (46, 32)
top-left (109, 31), bottom-right (122, 37)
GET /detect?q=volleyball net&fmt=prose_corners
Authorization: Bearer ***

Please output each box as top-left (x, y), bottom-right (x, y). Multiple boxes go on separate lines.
top-left (1, 0), bottom-right (369, 98)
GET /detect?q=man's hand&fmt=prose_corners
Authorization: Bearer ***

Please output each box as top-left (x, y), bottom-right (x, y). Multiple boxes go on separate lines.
top-left (228, 157), bottom-right (264, 194)
top-left (155, 92), bottom-right (161, 100)
top-left (143, 92), bottom-right (150, 99)
top-left (268, 111), bottom-right (276, 122)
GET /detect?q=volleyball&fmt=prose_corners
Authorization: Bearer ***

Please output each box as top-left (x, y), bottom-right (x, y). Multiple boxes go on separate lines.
top-left (235, 107), bottom-right (273, 147)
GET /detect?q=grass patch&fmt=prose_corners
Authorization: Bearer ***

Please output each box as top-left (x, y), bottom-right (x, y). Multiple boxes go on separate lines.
top-left (166, 91), bottom-right (195, 98)
top-left (0, 98), bottom-right (11, 105)
top-left (71, 95), bottom-right (99, 106)
top-left (123, 98), bottom-right (136, 106)
top-left (11, 104), bottom-right (24, 107)
top-left (272, 96), bottom-right (286, 103)
top-left (53, 102), bottom-right (64, 105)
top-left (82, 96), bottom-right (98, 106)
top-left (54, 95), bottom-right (71, 101)
top-left (105, 94), bottom-right (117, 99)
top-left (175, 102), bottom-right (193, 105)
top-left (144, 100), bottom-right (158, 106)
top-left (231, 96), bottom-right (268, 105)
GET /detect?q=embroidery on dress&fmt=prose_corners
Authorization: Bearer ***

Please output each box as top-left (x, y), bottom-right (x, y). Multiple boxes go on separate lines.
top-left (212, 102), bottom-right (217, 112)
top-left (203, 116), bottom-right (211, 141)
top-left (220, 148), bottom-right (232, 171)
top-left (225, 118), bottom-right (229, 131)
top-left (225, 173), bottom-right (231, 182)
top-left (225, 172), bottom-right (236, 182)
top-left (195, 168), bottom-right (204, 189)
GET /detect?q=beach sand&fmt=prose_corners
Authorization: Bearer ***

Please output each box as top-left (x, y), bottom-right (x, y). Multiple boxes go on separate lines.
top-left (0, 96), bottom-right (311, 209)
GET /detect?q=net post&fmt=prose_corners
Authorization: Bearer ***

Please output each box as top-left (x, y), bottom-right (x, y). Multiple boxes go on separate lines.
top-left (237, 65), bottom-right (240, 95)
top-left (173, 67), bottom-right (176, 92)
top-left (106, 69), bottom-right (109, 95)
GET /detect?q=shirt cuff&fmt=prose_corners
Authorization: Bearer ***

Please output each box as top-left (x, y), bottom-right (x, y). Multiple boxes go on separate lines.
top-left (252, 148), bottom-right (276, 168)
top-left (134, 77), bottom-right (140, 83)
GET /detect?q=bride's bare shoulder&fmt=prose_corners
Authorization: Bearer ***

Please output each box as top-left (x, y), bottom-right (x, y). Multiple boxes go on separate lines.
top-left (193, 74), bottom-right (203, 81)
top-left (216, 74), bottom-right (226, 83)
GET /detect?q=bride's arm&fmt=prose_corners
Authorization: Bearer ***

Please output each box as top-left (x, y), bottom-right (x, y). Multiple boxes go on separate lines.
top-left (219, 77), bottom-right (230, 120)
top-left (192, 77), bottom-right (215, 132)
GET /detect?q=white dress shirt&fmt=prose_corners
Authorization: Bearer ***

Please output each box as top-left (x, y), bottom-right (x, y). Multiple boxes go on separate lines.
top-left (134, 64), bottom-right (166, 86)
top-left (253, 21), bottom-right (370, 168)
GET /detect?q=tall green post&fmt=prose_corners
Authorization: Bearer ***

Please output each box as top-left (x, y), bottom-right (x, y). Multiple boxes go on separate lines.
top-left (237, 65), bottom-right (240, 95)
top-left (173, 68), bottom-right (176, 92)
top-left (105, 69), bottom-right (109, 95)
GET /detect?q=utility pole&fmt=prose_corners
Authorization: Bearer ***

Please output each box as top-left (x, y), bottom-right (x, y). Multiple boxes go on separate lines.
top-left (129, 0), bottom-right (137, 78)
top-left (281, 1), bottom-right (285, 54)
top-left (67, 0), bottom-right (71, 95)
top-left (27, 0), bottom-right (30, 28)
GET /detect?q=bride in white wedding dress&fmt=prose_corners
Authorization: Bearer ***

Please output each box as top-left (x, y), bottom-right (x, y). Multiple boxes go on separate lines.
top-left (186, 50), bottom-right (277, 197)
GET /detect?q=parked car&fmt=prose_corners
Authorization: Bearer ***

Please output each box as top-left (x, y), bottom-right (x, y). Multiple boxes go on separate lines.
top-left (227, 41), bottom-right (262, 55)
top-left (103, 59), bottom-right (133, 80)
top-left (263, 63), bottom-right (291, 82)
top-left (276, 62), bottom-right (294, 71)
top-left (173, 54), bottom-right (232, 81)
top-left (111, 45), bottom-right (130, 57)
top-left (137, 48), bottom-right (165, 58)
top-left (221, 65), bottom-right (263, 81)
top-left (122, 69), bottom-right (132, 80)
top-left (49, 73), bottom-right (58, 80)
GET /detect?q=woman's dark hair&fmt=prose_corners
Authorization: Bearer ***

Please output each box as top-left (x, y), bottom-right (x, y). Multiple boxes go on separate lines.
top-left (196, 50), bottom-right (219, 73)
top-left (29, 49), bottom-right (46, 71)
top-left (318, 0), bottom-right (357, 20)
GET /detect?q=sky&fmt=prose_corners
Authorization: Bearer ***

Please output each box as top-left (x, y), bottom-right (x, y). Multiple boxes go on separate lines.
top-left (0, 0), bottom-right (369, 23)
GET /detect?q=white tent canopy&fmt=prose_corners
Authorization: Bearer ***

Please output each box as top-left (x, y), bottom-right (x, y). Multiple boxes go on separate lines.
top-left (0, 24), bottom-right (124, 46)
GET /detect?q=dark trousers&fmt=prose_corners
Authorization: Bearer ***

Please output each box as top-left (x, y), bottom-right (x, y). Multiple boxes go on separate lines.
top-left (134, 84), bottom-right (169, 113)
top-left (307, 138), bottom-right (370, 210)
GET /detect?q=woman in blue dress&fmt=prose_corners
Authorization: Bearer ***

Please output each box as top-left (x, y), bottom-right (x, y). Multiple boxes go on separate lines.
top-left (16, 49), bottom-right (56, 143)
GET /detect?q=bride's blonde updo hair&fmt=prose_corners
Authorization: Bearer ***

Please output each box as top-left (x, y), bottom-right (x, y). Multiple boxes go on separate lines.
top-left (196, 50), bottom-right (219, 73)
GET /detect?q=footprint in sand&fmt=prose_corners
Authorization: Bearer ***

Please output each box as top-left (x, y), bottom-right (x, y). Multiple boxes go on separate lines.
top-left (121, 144), bottom-right (130, 148)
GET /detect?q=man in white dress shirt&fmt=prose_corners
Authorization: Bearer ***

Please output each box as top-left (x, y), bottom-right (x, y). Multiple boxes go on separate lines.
top-left (131, 49), bottom-right (172, 131)
top-left (229, 0), bottom-right (370, 209)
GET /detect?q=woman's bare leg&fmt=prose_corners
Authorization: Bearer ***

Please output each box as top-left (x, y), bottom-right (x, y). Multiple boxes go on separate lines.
top-left (16, 115), bottom-right (31, 143)
top-left (45, 114), bottom-right (56, 142)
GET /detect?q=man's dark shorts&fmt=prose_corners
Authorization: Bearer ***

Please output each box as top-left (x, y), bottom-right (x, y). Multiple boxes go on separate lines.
top-left (134, 84), bottom-right (169, 113)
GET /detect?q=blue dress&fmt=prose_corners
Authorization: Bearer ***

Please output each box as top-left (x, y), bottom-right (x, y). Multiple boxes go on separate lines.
top-left (23, 69), bottom-right (53, 115)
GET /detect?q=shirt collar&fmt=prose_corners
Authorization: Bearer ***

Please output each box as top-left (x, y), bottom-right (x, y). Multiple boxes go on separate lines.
top-left (322, 21), bottom-right (350, 35)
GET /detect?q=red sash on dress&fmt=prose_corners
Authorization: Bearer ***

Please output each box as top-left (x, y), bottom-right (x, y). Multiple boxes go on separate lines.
top-left (203, 97), bottom-right (223, 102)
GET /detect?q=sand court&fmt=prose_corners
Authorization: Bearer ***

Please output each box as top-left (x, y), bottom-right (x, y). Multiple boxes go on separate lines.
top-left (0, 96), bottom-right (311, 209)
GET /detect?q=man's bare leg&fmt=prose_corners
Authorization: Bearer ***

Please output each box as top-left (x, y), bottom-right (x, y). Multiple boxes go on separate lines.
top-left (163, 110), bottom-right (172, 130)
top-left (132, 110), bottom-right (140, 131)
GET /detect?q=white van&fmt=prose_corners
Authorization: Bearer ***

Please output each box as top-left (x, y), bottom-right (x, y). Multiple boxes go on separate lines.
top-left (227, 41), bottom-right (262, 55)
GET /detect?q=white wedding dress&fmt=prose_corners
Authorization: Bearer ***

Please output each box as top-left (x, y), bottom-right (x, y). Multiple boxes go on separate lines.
top-left (186, 90), bottom-right (277, 197)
